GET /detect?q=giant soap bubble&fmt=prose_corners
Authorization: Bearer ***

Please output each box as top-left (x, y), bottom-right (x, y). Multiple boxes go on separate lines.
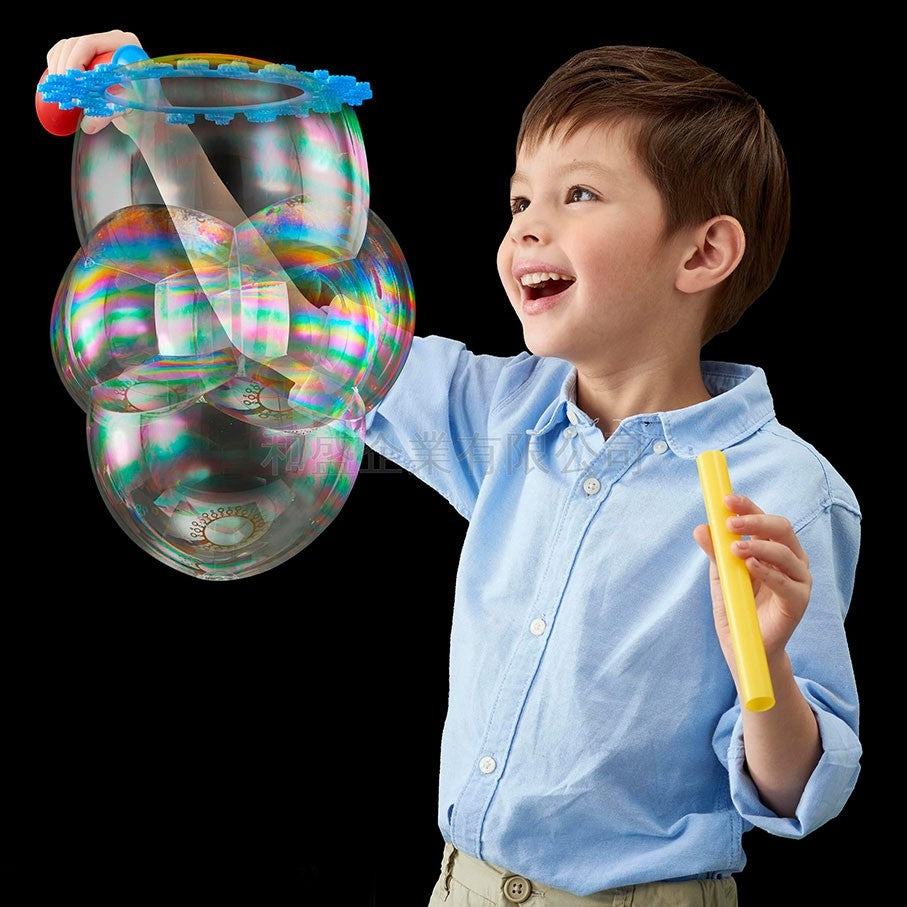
top-left (41, 51), bottom-right (415, 579)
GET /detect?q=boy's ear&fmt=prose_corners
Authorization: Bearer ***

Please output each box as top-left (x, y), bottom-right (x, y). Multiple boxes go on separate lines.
top-left (675, 215), bottom-right (745, 295)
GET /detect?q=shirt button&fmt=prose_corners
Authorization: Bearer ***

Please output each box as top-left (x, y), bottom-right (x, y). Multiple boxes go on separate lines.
top-left (653, 440), bottom-right (668, 454)
top-left (582, 477), bottom-right (601, 495)
top-left (478, 756), bottom-right (497, 774)
top-left (503, 875), bottom-right (533, 903)
top-left (566, 409), bottom-right (579, 425)
top-left (529, 617), bottom-right (546, 636)
top-left (563, 426), bottom-right (577, 439)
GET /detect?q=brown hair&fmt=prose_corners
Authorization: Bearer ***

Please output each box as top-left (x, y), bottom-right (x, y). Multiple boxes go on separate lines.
top-left (518, 47), bottom-right (790, 343)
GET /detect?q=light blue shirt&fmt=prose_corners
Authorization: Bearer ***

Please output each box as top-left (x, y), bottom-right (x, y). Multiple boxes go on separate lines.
top-left (365, 335), bottom-right (862, 895)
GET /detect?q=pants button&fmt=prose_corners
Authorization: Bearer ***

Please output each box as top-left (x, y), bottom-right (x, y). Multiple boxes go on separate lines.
top-left (503, 874), bottom-right (533, 903)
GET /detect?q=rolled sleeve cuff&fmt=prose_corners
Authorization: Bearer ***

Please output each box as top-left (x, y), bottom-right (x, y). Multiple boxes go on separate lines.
top-left (722, 681), bottom-right (861, 838)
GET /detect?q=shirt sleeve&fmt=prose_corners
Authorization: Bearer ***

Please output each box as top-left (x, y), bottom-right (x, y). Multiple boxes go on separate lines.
top-left (712, 497), bottom-right (862, 837)
top-left (364, 334), bottom-right (528, 520)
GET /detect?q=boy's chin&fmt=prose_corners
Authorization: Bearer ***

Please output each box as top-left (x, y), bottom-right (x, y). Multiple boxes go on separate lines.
top-left (522, 330), bottom-right (571, 361)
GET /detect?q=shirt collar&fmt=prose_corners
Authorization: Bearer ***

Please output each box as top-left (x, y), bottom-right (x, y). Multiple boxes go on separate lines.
top-left (527, 361), bottom-right (775, 458)
top-left (525, 368), bottom-right (586, 436)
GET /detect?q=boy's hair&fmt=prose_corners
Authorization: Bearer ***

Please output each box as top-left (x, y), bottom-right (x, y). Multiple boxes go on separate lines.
top-left (518, 47), bottom-right (790, 344)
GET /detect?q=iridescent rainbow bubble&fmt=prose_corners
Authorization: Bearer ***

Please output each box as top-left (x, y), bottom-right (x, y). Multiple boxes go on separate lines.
top-left (45, 52), bottom-right (414, 579)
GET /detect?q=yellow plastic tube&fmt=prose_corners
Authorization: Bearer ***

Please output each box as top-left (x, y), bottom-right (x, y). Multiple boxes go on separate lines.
top-left (696, 450), bottom-right (775, 712)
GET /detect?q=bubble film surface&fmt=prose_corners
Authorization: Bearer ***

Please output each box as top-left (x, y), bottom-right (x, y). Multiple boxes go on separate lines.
top-left (49, 53), bottom-right (414, 579)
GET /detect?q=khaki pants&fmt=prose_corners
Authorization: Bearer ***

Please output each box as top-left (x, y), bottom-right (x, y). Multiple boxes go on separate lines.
top-left (427, 843), bottom-right (737, 907)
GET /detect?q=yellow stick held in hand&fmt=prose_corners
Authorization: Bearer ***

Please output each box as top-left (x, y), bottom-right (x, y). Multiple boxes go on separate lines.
top-left (696, 450), bottom-right (775, 712)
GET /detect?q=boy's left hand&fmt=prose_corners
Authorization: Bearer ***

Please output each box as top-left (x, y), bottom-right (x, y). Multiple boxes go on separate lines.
top-left (693, 494), bottom-right (812, 673)
top-left (45, 30), bottom-right (143, 134)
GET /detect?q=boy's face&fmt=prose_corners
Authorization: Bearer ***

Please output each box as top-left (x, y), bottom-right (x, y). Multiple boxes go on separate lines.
top-left (497, 120), bottom-right (692, 370)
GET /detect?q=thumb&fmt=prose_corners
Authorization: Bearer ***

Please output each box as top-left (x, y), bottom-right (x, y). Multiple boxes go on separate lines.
top-left (80, 114), bottom-right (115, 134)
top-left (692, 523), bottom-right (716, 561)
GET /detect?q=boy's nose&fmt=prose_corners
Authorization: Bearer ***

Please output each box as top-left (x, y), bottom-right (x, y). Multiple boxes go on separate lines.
top-left (510, 217), bottom-right (548, 244)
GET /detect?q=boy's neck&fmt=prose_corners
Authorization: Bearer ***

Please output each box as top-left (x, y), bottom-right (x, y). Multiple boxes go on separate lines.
top-left (574, 355), bottom-right (711, 435)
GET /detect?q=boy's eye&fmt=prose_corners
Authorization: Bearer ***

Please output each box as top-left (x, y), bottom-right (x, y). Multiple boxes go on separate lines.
top-left (510, 196), bottom-right (529, 215)
top-left (567, 186), bottom-right (597, 203)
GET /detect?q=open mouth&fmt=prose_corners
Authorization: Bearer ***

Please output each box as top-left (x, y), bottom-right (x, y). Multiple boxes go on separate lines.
top-left (520, 271), bottom-right (576, 301)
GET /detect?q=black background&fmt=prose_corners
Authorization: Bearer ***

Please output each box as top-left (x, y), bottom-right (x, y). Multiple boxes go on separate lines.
top-left (8, 15), bottom-right (876, 905)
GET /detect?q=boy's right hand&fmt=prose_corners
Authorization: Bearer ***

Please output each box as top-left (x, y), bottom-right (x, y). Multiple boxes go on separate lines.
top-left (45, 29), bottom-right (142, 134)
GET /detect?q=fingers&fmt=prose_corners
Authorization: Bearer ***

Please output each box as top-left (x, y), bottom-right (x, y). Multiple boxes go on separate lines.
top-left (46, 30), bottom-right (142, 75)
top-left (725, 493), bottom-right (812, 616)
top-left (697, 492), bottom-right (812, 598)
top-left (724, 493), bottom-right (808, 565)
top-left (735, 549), bottom-right (812, 617)
top-left (723, 492), bottom-right (765, 517)
top-left (46, 36), bottom-right (86, 75)
top-left (731, 537), bottom-right (811, 587)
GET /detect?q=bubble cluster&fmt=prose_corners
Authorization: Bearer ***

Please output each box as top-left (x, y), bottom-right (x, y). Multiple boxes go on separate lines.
top-left (49, 54), bottom-right (414, 579)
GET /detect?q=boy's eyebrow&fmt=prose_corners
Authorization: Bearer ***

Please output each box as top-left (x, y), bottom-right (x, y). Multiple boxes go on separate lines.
top-left (510, 161), bottom-right (618, 188)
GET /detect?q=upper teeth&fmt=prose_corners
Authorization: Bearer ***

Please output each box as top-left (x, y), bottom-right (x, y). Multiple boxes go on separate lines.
top-left (520, 271), bottom-right (574, 287)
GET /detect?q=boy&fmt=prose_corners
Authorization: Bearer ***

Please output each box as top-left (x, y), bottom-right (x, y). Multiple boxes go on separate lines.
top-left (45, 33), bottom-right (861, 906)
